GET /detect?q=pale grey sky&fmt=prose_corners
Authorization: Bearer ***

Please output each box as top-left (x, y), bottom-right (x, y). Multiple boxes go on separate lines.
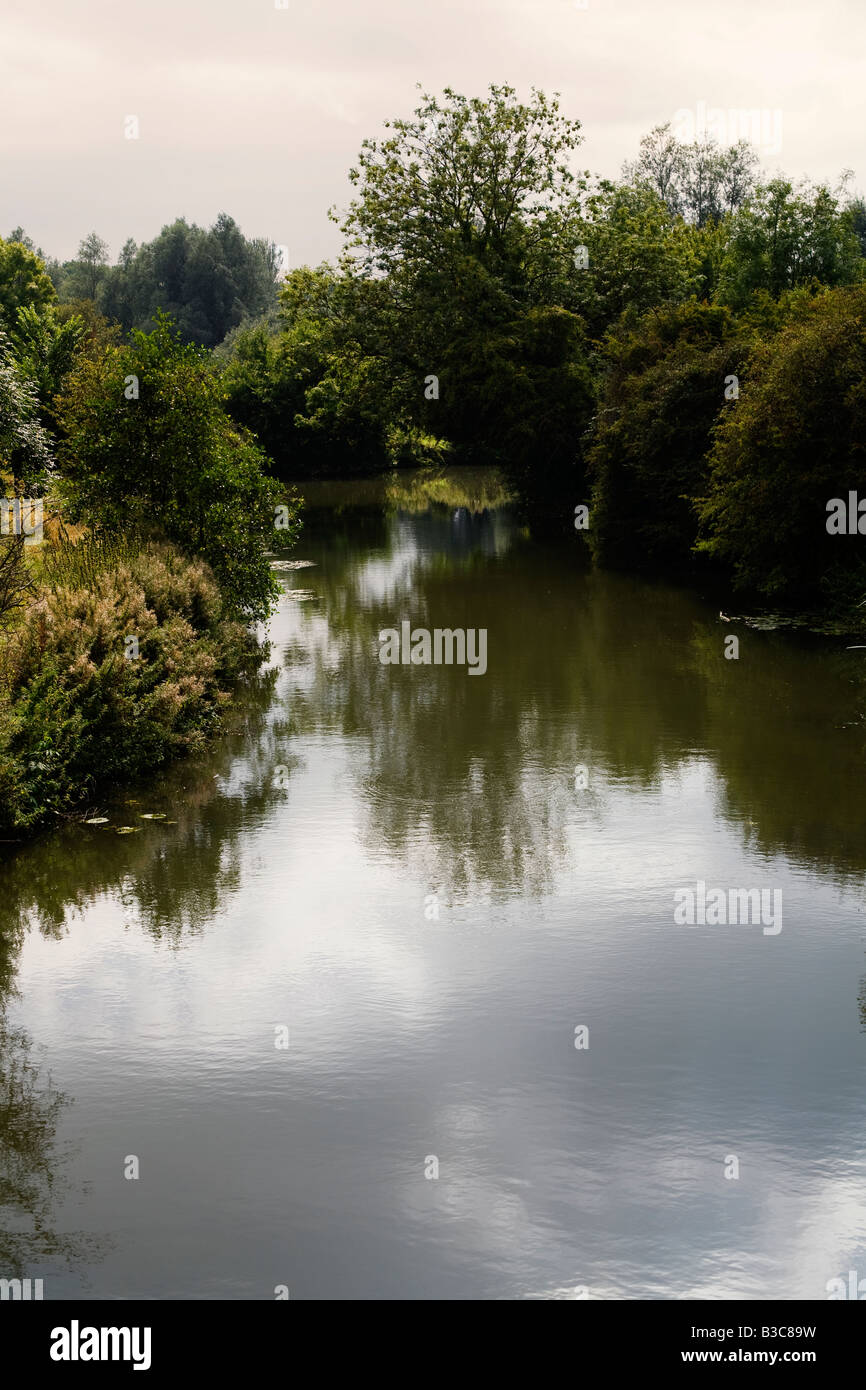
top-left (2, 0), bottom-right (864, 265)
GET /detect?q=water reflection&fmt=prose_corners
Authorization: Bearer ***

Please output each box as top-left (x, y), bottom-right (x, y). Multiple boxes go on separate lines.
top-left (0, 468), bottom-right (864, 1299)
top-left (0, 914), bottom-right (102, 1284)
top-left (287, 479), bottom-right (866, 899)
top-left (0, 1018), bottom-right (97, 1281)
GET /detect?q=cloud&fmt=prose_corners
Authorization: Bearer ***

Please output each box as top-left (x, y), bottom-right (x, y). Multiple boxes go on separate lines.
top-left (1, 0), bottom-right (863, 263)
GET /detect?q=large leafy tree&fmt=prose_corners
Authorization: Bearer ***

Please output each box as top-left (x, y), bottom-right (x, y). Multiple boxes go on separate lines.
top-left (55, 316), bottom-right (295, 619)
top-left (340, 84), bottom-right (583, 283)
top-left (695, 284), bottom-right (866, 602)
top-left (338, 85), bottom-right (587, 357)
top-left (99, 215), bottom-right (281, 347)
top-left (336, 85), bottom-right (595, 500)
top-left (624, 124), bottom-right (758, 226)
top-left (588, 301), bottom-right (748, 569)
top-left (717, 179), bottom-right (864, 307)
top-left (0, 237), bottom-right (56, 330)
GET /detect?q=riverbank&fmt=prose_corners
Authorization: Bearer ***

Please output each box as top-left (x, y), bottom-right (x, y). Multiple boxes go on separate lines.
top-left (0, 538), bottom-right (266, 839)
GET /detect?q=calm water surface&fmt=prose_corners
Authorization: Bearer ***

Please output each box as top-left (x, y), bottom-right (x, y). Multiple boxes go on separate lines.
top-left (2, 469), bottom-right (866, 1300)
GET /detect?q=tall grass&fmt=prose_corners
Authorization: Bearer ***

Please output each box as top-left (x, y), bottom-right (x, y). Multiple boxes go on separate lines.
top-left (36, 530), bottom-right (140, 593)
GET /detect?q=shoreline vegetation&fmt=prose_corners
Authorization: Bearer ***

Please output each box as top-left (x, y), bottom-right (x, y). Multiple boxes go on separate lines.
top-left (2, 84), bottom-right (866, 839)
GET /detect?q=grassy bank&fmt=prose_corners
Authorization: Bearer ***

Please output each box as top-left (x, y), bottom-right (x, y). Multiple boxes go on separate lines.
top-left (0, 537), bottom-right (263, 837)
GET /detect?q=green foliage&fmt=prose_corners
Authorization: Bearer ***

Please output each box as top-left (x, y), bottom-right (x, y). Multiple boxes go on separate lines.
top-left (0, 536), bottom-right (34, 627)
top-left (0, 330), bottom-right (53, 490)
top-left (96, 214), bottom-right (280, 348)
top-left (221, 266), bottom-right (395, 477)
top-left (568, 182), bottom-right (702, 336)
top-left (35, 532), bottom-right (139, 593)
top-left (340, 83), bottom-right (584, 285)
top-left (0, 542), bottom-right (256, 831)
top-left (54, 315), bottom-right (296, 620)
top-left (588, 301), bottom-right (747, 568)
top-left (436, 306), bottom-right (595, 509)
top-left (717, 179), bottom-right (864, 308)
top-left (623, 124), bottom-right (758, 226)
top-left (849, 197), bottom-right (866, 257)
top-left (0, 237), bottom-right (56, 329)
top-left (63, 232), bottom-right (110, 302)
top-left (335, 84), bottom-right (596, 487)
top-left (9, 304), bottom-right (86, 434)
top-left (695, 284), bottom-right (866, 601)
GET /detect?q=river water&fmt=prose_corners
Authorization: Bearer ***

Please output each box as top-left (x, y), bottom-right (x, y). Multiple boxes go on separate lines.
top-left (2, 469), bottom-right (865, 1300)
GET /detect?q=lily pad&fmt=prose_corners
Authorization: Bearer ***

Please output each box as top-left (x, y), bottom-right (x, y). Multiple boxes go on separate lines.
top-left (139, 813), bottom-right (166, 820)
top-left (85, 817), bottom-right (110, 825)
top-left (116, 826), bottom-right (141, 835)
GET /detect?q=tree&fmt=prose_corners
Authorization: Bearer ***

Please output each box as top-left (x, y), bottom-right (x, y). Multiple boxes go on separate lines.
top-left (337, 84), bottom-right (586, 370)
top-left (848, 196), bottom-right (866, 256)
top-left (623, 125), bottom-right (684, 216)
top-left (6, 228), bottom-right (37, 252)
top-left (220, 265), bottom-right (395, 477)
top-left (695, 285), bottom-right (866, 602)
top-left (588, 301), bottom-right (747, 569)
top-left (0, 330), bottom-right (53, 492)
top-left (9, 305), bottom-right (86, 434)
top-left (623, 124), bottom-right (758, 226)
top-left (98, 216), bottom-right (282, 347)
top-left (70, 231), bottom-right (110, 301)
top-left (567, 181), bottom-right (701, 336)
top-left (440, 304), bottom-right (595, 510)
top-left (717, 179), bottom-right (864, 308)
top-left (334, 85), bottom-right (597, 493)
top-left (340, 84), bottom-right (583, 284)
top-left (55, 315), bottom-right (296, 619)
top-left (0, 237), bottom-right (56, 329)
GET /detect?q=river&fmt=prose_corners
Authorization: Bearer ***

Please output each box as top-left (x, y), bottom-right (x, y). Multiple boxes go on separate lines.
top-left (1, 468), bottom-right (865, 1300)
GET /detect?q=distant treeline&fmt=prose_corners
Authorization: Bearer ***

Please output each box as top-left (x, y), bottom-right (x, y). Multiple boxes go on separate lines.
top-left (3, 85), bottom-right (866, 622)
top-left (6, 214), bottom-right (281, 349)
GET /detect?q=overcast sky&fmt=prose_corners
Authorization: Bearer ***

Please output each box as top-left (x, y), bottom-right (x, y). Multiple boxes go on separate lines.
top-left (2, 0), bottom-right (864, 265)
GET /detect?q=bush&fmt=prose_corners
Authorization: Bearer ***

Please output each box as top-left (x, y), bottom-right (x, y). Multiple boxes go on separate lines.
top-left (588, 301), bottom-right (747, 569)
top-left (219, 271), bottom-right (394, 479)
top-left (54, 315), bottom-right (297, 621)
top-left (0, 541), bottom-right (256, 832)
top-left (695, 284), bottom-right (866, 601)
top-left (0, 330), bottom-right (53, 491)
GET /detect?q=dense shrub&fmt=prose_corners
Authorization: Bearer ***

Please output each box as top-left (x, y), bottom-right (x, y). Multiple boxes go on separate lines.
top-left (588, 301), bottom-right (747, 568)
top-left (54, 316), bottom-right (296, 620)
top-left (0, 542), bottom-right (256, 832)
top-left (695, 284), bottom-right (866, 602)
top-left (436, 306), bottom-right (595, 514)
